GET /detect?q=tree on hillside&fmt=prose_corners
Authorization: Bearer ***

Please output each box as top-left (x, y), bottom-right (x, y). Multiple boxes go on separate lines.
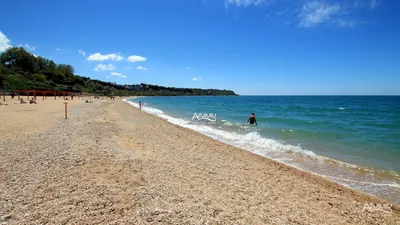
top-left (0, 47), bottom-right (236, 95)
top-left (0, 47), bottom-right (39, 74)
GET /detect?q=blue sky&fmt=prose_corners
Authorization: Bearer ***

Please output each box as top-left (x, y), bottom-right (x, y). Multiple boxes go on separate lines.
top-left (0, 0), bottom-right (399, 95)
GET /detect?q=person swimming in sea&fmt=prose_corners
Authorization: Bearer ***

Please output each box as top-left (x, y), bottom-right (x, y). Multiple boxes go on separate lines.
top-left (248, 112), bottom-right (257, 125)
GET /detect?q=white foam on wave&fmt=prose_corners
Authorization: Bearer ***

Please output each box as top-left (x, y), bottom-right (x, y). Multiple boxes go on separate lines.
top-left (326, 176), bottom-right (400, 188)
top-left (123, 98), bottom-right (138, 107)
top-left (122, 98), bottom-right (400, 199)
top-left (220, 120), bottom-right (234, 126)
top-left (122, 99), bottom-right (399, 176)
top-left (123, 98), bottom-right (322, 161)
top-left (232, 131), bottom-right (321, 160)
top-left (123, 98), bottom-right (165, 114)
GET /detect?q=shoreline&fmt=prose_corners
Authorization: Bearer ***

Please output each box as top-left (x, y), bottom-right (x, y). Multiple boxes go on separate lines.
top-left (123, 97), bottom-right (400, 205)
top-left (0, 97), bottom-right (399, 223)
top-left (120, 98), bottom-right (400, 206)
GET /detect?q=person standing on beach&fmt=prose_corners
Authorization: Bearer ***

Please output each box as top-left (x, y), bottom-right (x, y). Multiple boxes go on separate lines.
top-left (139, 101), bottom-right (142, 109)
top-left (248, 112), bottom-right (257, 125)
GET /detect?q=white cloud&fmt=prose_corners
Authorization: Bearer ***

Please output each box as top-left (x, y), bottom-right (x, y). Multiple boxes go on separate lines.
top-left (24, 44), bottom-right (35, 51)
top-left (192, 77), bottom-right (203, 81)
top-left (123, 66), bottom-right (133, 69)
top-left (111, 72), bottom-right (127, 78)
top-left (93, 64), bottom-right (116, 72)
top-left (87, 52), bottom-right (124, 61)
top-left (0, 31), bottom-right (11, 52)
top-left (106, 76), bottom-right (111, 79)
top-left (353, 0), bottom-right (379, 9)
top-left (136, 66), bottom-right (148, 71)
top-left (18, 44), bottom-right (36, 51)
top-left (369, 0), bottom-right (377, 9)
top-left (225, 0), bottom-right (266, 8)
top-left (299, 1), bottom-right (341, 27)
top-left (56, 48), bottom-right (60, 51)
top-left (222, 0), bottom-right (372, 28)
top-left (336, 19), bottom-right (356, 28)
top-left (127, 55), bottom-right (146, 63)
top-left (78, 50), bottom-right (86, 57)
top-left (185, 66), bottom-right (191, 69)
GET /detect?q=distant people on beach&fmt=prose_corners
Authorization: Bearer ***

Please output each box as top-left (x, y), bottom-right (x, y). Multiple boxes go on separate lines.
top-left (248, 112), bottom-right (257, 125)
top-left (139, 101), bottom-right (142, 109)
top-left (11, 91), bottom-right (15, 99)
top-left (29, 98), bottom-right (37, 104)
top-left (20, 98), bottom-right (27, 104)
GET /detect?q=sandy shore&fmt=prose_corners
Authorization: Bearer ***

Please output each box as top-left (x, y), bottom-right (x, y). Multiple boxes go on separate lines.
top-left (0, 96), bottom-right (399, 224)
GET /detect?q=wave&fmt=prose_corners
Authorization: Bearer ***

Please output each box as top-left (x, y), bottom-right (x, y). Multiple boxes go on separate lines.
top-left (123, 98), bottom-right (399, 176)
top-left (325, 176), bottom-right (400, 188)
top-left (124, 99), bottom-right (164, 114)
top-left (123, 99), bottom-right (332, 162)
top-left (123, 98), bottom-right (400, 203)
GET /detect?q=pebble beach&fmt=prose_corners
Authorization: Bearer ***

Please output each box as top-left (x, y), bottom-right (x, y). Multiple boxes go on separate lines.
top-left (0, 96), bottom-right (399, 224)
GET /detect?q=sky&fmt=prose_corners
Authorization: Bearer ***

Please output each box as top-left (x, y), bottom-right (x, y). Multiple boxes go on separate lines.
top-left (0, 0), bottom-right (399, 95)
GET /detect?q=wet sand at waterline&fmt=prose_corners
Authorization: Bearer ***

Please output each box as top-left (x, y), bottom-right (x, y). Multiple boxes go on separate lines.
top-left (0, 97), bottom-right (399, 224)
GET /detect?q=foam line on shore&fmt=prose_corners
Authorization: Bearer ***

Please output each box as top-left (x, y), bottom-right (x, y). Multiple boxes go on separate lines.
top-left (122, 98), bottom-right (399, 178)
top-left (123, 99), bottom-right (320, 159)
top-left (122, 98), bottom-right (400, 203)
top-left (123, 99), bottom-right (363, 168)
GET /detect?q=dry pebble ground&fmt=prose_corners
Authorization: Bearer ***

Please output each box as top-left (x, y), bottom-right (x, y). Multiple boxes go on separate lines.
top-left (0, 100), bottom-right (399, 224)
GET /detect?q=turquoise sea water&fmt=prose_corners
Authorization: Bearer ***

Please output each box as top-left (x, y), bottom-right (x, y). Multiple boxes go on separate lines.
top-left (126, 96), bottom-right (400, 204)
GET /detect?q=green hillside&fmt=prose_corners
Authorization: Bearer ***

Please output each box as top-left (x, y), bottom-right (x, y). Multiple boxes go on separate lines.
top-left (0, 47), bottom-right (237, 96)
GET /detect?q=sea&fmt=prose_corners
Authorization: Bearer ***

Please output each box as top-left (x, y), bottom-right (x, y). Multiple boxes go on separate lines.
top-left (125, 96), bottom-right (400, 204)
